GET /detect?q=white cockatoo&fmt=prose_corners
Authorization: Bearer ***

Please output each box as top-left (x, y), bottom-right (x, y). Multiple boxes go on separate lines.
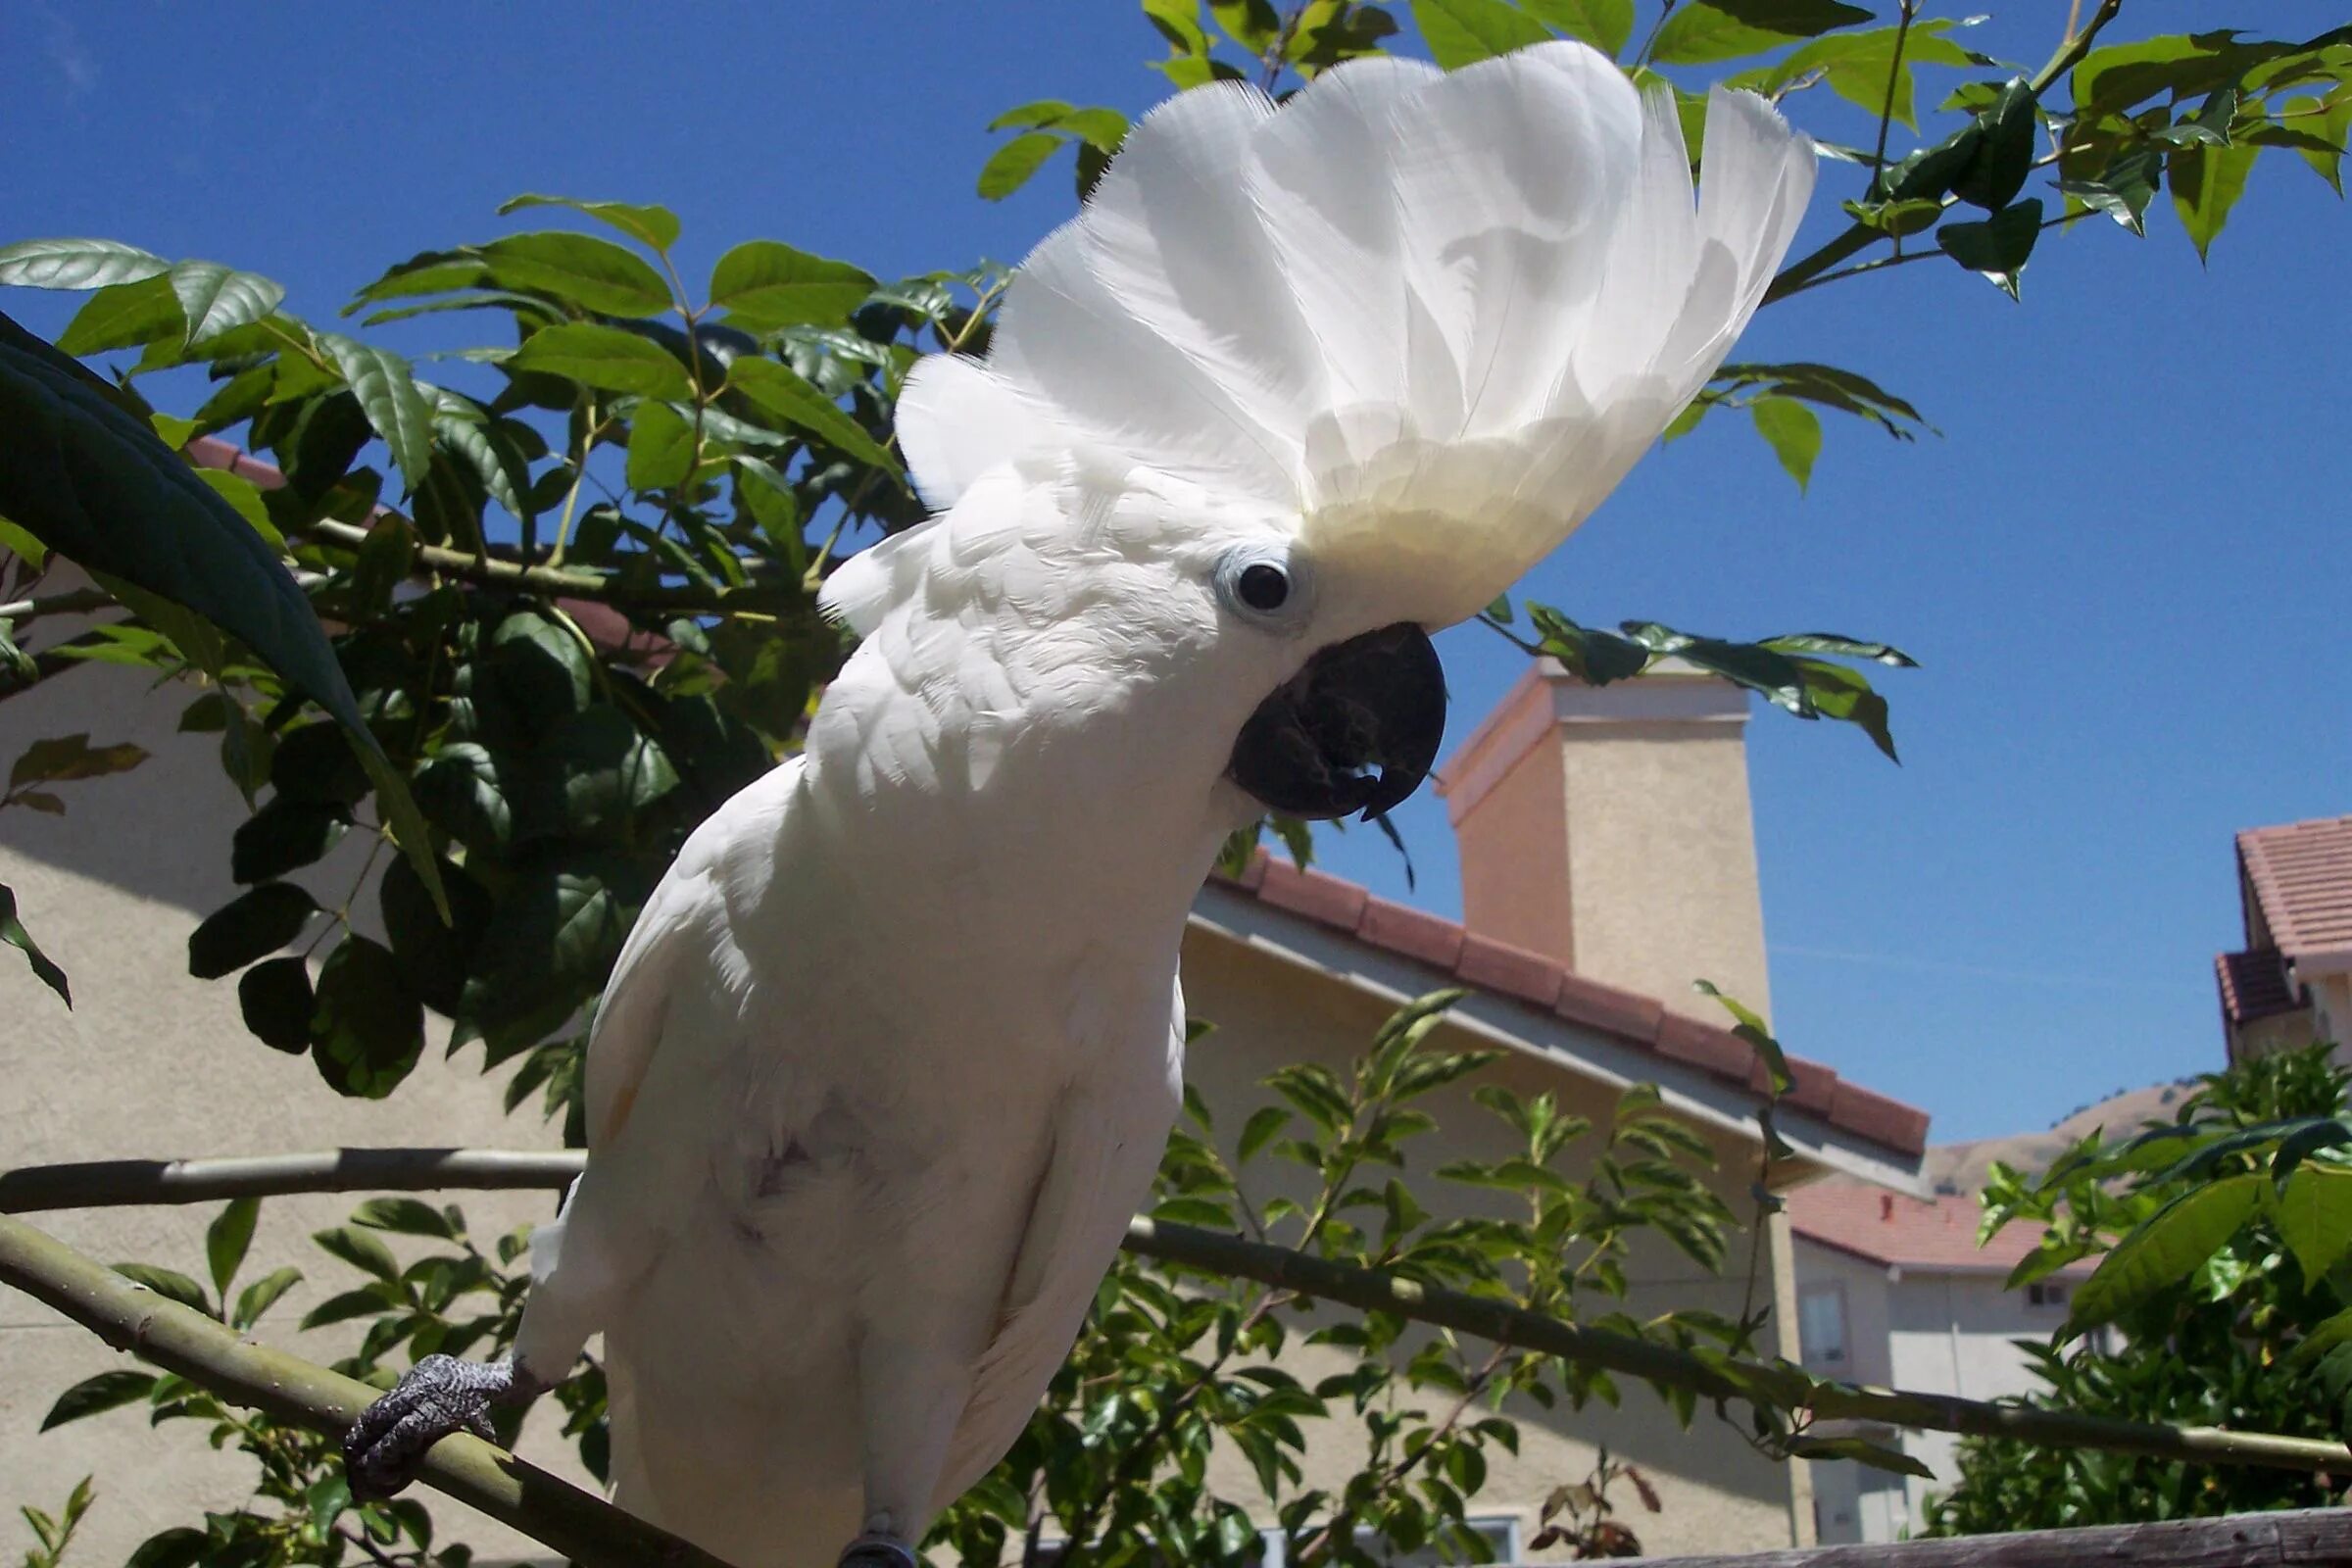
top-left (344, 38), bottom-right (1813, 1568)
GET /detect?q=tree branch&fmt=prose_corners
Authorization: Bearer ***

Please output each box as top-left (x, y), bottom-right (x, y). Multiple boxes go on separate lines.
top-left (9, 1148), bottom-right (2352, 1480)
top-left (0, 1212), bottom-right (737, 1568)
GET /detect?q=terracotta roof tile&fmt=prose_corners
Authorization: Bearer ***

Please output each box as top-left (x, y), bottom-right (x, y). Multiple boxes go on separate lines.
top-left (1207, 853), bottom-right (1929, 1158)
top-left (2240, 815), bottom-right (2352, 962)
top-left (1788, 1179), bottom-right (2087, 1275)
top-left (2216, 949), bottom-right (2299, 1025)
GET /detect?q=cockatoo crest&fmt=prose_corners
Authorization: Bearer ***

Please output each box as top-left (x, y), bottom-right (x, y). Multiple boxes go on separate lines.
top-left (828, 40), bottom-right (1813, 637)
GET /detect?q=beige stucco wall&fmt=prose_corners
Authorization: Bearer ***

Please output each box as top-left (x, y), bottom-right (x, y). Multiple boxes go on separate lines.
top-left (1180, 930), bottom-right (1807, 1558)
top-left (1, 660), bottom-right (582, 1566)
top-left (1453, 735), bottom-right (1574, 965)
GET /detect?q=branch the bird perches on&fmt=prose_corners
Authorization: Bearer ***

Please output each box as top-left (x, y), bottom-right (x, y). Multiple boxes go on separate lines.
top-left (7, 1147), bottom-right (2350, 1502)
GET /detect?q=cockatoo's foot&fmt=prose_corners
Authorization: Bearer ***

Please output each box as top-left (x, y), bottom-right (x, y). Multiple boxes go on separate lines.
top-left (838, 1532), bottom-right (919, 1568)
top-left (343, 1354), bottom-right (540, 1499)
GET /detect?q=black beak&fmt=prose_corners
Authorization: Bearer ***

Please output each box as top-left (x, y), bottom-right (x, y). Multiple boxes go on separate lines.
top-left (1226, 623), bottom-right (1446, 822)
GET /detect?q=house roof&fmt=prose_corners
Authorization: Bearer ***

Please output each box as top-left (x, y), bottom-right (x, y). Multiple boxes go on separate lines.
top-left (1785, 1179), bottom-right (2084, 1276)
top-left (2239, 814), bottom-right (2352, 970)
top-left (2215, 948), bottom-right (2300, 1027)
top-left (1210, 853), bottom-right (1931, 1158)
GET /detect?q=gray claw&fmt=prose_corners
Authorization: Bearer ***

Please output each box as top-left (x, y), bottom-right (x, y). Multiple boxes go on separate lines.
top-left (343, 1354), bottom-right (524, 1499)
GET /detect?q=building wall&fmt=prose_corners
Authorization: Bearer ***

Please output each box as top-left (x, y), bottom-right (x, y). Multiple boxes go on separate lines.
top-left (1181, 932), bottom-right (1809, 1558)
top-left (1452, 734), bottom-right (1574, 966)
top-left (1791, 1240), bottom-right (2074, 1544)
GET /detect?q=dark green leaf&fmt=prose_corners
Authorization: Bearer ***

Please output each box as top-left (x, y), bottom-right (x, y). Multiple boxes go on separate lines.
top-left (205, 1197), bottom-right (260, 1298)
top-left (480, 231), bottom-right (672, 318)
top-left (1695, 980), bottom-right (1792, 1092)
top-left (977, 131), bottom-right (1065, 201)
top-left (2062, 147), bottom-right (2163, 234)
top-left (2273, 1164), bottom-right (2352, 1286)
top-left (1412, 0), bottom-right (1553, 70)
top-left (1951, 77), bottom-right (2036, 211)
top-left (1936, 196), bottom-right (2044, 297)
top-left (352, 1197), bottom-right (458, 1239)
top-left (494, 194), bottom-right (681, 253)
top-left (414, 743), bottom-right (511, 853)
top-left (515, 705), bottom-right (681, 842)
top-left (380, 853), bottom-right (488, 1016)
top-left (124, 1530), bottom-right (207, 1568)
top-left (0, 238), bottom-right (170, 291)
top-left (1787, 1435), bottom-right (1935, 1477)
top-left (238, 956), bottom-right (314, 1054)
top-left (461, 852), bottom-right (643, 1030)
top-left (0, 309), bottom-right (446, 919)
top-left (625, 400), bottom-right (696, 491)
top-left (312, 935), bottom-right (424, 1098)
top-left (312, 1224), bottom-right (401, 1281)
top-left (230, 798), bottom-right (348, 883)
top-left (39, 1370), bottom-right (159, 1430)
top-left (708, 242), bottom-right (877, 332)
top-left (188, 883), bottom-right (317, 979)
top-left (510, 321), bottom-right (693, 399)
top-left (1239, 1105), bottom-right (1292, 1164)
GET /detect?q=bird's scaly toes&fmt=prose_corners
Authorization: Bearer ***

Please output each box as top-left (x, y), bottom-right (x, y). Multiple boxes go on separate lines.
top-left (342, 1353), bottom-right (515, 1499)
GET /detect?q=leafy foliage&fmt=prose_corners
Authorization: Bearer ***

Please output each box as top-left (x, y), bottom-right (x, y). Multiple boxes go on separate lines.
top-left (1927, 1045), bottom-right (2352, 1534)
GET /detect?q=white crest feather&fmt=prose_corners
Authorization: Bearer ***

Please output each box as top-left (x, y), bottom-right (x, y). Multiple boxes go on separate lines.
top-left (856, 40), bottom-right (1816, 633)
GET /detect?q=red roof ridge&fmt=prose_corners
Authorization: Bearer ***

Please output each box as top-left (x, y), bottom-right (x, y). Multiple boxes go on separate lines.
top-left (1209, 852), bottom-right (1929, 1157)
top-left (2237, 813), bottom-right (2352, 966)
top-left (1785, 1179), bottom-right (2084, 1274)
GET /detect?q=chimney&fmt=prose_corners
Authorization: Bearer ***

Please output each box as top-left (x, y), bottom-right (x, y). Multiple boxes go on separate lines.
top-left (1436, 659), bottom-right (1772, 1025)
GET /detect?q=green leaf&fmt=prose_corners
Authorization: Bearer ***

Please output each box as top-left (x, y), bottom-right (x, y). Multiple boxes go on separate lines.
top-left (193, 467), bottom-right (284, 550)
top-left (188, 883), bottom-right (318, 979)
top-left (988, 98), bottom-right (1077, 131)
top-left (205, 1198), bottom-right (260, 1298)
top-left (1239, 1105), bottom-right (1292, 1164)
top-left (625, 400), bottom-right (696, 491)
top-left (167, 261), bottom-right (285, 349)
top-left (1748, 397), bottom-right (1821, 491)
top-left (238, 956), bottom-right (315, 1054)
top-left (2272, 1164), bottom-right (2352, 1287)
top-left (231, 1265), bottom-right (302, 1329)
top-left (2067, 1172), bottom-right (2264, 1335)
top-left (494, 194), bottom-right (681, 254)
top-left (2062, 147), bottom-right (2163, 235)
top-left (1767, 22), bottom-right (1975, 127)
top-left (480, 231), bottom-right (672, 318)
top-left (510, 321), bottom-right (693, 399)
top-left (978, 131), bottom-right (1065, 201)
top-left (315, 332), bottom-right (434, 497)
top-left (460, 852), bottom-right (642, 1030)
top-left (312, 935), bottom-right (424, 1098)
top-left (1411, 0), bottom-right (1553, 70)
top-left (54, 274), bottom-right (183, 356)
top-left (352, 1197), bottom-right (458, 1239)
top-left (0, 238), bottom-right (169, 290)
top-left (1787, 1435), bottom-right (1936, 1478)
top-left (1520, 0), bottom-right (1635, 56)
top-left (40, 1370), bottom-right (159, 1431)
top-left (112, 1262), bottom-right (211, 1313)
top-left (2280, 88), bottom-right (2350, 195)
top-left (230, 798), bottom-right (348, 884)
top-left (1694, 980), bottom-right (1792, 1092)
top-left (725, 357), bottom-right (901, 475)
top-left (0, 310), bottom-right (443, 918)
top-left (10, 733), bottom-right (149, 790)
top-left (1951, 77), bottom-right (2036, 212)
top-left (3, 881), bottom-right (72, 1006)
top-left (1936, 196), bottom-right (2044, 298)
top-left (300, 1286), bottom-right (396, 1328)
top-left (379, 852), bottom-right (487, 1016)
top-left (2168, 142), bottom-right (2256, 265)
top-left (312, 1224), bottom-right (401, 1281)
top-left (1651, 0), bottom-right (1871, 66)
top-left (516, 705), bottom-right (681, 841)
top-left (124, 1530), bottom-right (208, 1568)
top-left (414, 742), bottom-right (511, 853)
top-left (708, 241), bottom-right (876, 332)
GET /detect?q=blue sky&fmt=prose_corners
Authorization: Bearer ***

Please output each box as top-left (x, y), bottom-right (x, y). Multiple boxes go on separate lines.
top-left (5, 2), bottom-right (2347, 1142)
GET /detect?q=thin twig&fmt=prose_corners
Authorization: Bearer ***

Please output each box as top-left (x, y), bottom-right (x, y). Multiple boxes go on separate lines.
top-left (7, 1149), bottom-right (2352, 1478)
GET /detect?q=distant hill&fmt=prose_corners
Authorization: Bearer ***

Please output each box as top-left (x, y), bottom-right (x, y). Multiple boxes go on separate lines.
top-left (1925, 1080), bottom-right (2200, 1195)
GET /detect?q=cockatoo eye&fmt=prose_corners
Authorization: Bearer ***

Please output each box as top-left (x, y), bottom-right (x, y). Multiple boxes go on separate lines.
top-left (1213, 546), bottom-right (1311, 631)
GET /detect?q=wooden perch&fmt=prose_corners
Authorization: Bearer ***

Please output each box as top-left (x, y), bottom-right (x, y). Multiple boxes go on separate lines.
top-left (0, 1212), bottom-right (736, 1568)
top-left (8, 1148), bottom-right (2352, 1484)
top-left (1618, 1506), bottom-right (2352, 1567)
